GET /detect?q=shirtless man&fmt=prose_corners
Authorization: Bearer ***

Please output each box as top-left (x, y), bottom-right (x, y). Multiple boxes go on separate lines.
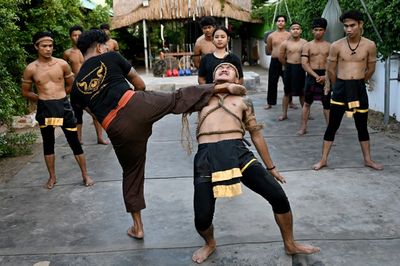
top-left (278, 22), bottom-right (307, 121)
top-left (313, 10), bottom-right (383, 171)
top-left (297, 18), bottom-right (331, 135)
top-left (63, 25), bottom-right (108, 145)
top-left (21, 31), bottom-right (94, 189)
top-left (265, 15), bottom-right (295, 110)
top-left (191, 62), bottom-right (320, 263)
top-left (100, 23), bottom-right (119, 52)
top-left (193, 16), bottom-right (216, 69)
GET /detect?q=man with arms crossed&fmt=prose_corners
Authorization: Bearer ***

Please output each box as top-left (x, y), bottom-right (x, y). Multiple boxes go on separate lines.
top-left (64, 25), bottom-right (108, 145)
top-left (313, 10), bottom-right (383, 170)
top-left (21, 31), bottom-right (93, 189)
top-left (191, 62), bottom-right (320, 263)
top-left (278, 22), bottom-right (307, 121)
top-left (71, 30), bottom-right (246, 240)
top-left (297, 18), bottom-right (331, 135)
top-left (193, 16), bottom-right (217, 69)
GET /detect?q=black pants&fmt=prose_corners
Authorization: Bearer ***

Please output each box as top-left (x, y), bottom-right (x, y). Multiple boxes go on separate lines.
top-left (267, 58), bottom-right (284, 105)
top-left (40, 126), bottom-right (83, 156)
top-left (324, 104), bottom-right (369, 142)
top-left (194, 161), bottom-right (290, 231)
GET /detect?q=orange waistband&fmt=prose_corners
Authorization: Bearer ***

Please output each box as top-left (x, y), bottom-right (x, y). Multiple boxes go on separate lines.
top-left (102, 90), bottom-right (135, 130)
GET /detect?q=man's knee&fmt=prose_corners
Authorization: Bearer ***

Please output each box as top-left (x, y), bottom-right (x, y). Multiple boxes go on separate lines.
top-left (195, 214), bottom-right (213, 232)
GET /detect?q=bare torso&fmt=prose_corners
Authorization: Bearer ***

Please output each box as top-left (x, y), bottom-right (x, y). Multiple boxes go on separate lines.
top-left (194, 35), bottom-right (217, 68)
top-left (283, 38), bottom-right (307, 64)
top-left (331, 37), bottom-right (376, 80)
top-left (197, 94), bottom-right (247, 144)
top-left (63, 48), bottom-right (83, 74)
top-left (24, 57), bottom-right (70, 100)
top-left (268, 31), bottom-right (290, 58)
top-left (305, 40), bottom-right (330, 69)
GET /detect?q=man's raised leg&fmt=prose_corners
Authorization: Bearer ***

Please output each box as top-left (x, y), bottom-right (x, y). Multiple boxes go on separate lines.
top-left (274, 212), bottom-right (320, 255)
top-left (192, 225), bottom-right (216, 264)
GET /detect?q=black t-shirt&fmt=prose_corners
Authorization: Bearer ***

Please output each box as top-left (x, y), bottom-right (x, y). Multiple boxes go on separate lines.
top-left (198, 53), bottom-right (243, 84)
top-left (70, 52), bottom-right (132, 123)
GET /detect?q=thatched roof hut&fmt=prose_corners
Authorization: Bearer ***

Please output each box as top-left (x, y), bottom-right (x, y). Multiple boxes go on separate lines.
top-left (112, 0), bottom-right (258, 29)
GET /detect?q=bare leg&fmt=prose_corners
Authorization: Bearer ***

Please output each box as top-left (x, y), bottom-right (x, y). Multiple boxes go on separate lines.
top-left (74, 154), bottom-right (94, 186)
top-left (278, 95), bottom-right (289, 121)
top-left (127, 211), bottom-right (144, 239)
top-left (44, 154), bottom-right (57, 189)
top-left (313, 140), bottom-right (333, 170)
top-left (297, 103), bottom-right (311, 135)
top-left (360, 141), bottom-right (383, 170)
top-left (299, 96), bottom-right (305, 107)
top-left (93, 119), bottom-right (109, 145)
top-left (323, 109), bottom-right (330, 125)
top-left (289, 95), bottom-right (298, 109)
top-left (76, 124), bottom-right (83, 144)
top-left (192, 225), bottom-right (216, 264)
top-left (274, 212), bottom-right (320, 255)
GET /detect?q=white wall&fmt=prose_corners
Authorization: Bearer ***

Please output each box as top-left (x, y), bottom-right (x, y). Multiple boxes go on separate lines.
top-left (367, 57), bottom-right (400, 122)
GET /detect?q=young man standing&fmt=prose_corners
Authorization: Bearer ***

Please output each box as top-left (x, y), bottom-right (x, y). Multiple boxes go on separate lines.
top-left (100, 23), bottom-right (119, 52)
top-left (297, 18), bottom-right (331, 135)
top-left (191, 62), bottom-right (320, 263)
top-left (278, 22), bottom-right (307, 121)
top-left (21, 31), bottom-right (94, 189)
top-left (63, 25), bottom-right (108, 145)
top-left (313, 10), bottom-right (383, 171)
top-left (265, 15), bottom-right (296, 110)
top-left (193, 16), bottom-right (217, 69)
top-left (71, 29), bottom-right (246, 241)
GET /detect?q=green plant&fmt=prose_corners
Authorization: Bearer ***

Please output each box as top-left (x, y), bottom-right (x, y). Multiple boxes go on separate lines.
top-left (0, 131), bottom-right (38, 158)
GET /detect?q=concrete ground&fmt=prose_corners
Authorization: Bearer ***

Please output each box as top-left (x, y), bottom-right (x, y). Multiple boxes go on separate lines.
top-left (1, 66), bottom-right (399, 266)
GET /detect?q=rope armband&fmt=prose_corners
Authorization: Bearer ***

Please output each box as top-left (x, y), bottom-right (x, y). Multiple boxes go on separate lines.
top-left (244, 115), bottom-right (264, 132)
top-left (21, 78), bottom-right (33, 84)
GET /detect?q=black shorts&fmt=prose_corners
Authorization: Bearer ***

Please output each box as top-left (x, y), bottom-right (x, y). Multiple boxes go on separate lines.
top-left (304, 69), bottom-right (331, 110)
top-left (283, 63), bottom-right (305, 96)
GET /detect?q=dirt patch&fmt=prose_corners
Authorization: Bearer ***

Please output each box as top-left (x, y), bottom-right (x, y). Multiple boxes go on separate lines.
top-left (368, 110), bottom-right (400, 140)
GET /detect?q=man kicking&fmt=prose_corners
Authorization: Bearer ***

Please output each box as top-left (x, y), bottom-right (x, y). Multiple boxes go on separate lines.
top-left (191, 62), bottom-right (320, 263)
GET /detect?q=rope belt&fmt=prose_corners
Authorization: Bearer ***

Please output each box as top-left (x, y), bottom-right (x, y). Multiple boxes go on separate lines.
top-left (196, 94), bottom-right (246, 139)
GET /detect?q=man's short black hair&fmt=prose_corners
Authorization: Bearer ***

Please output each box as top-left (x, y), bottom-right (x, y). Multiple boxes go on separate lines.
top-left (32, 31), bottom-right (54, 45)
top-left (99, 23), bottom-right (110, 30)
top-left (312, 18), bottom-right (328, 29)
top-left (275, 15), bottom-right (287, 22)
top-left (340, 10), bottom-right (364, 22)
top-left (77, 29), bottom-right (109, 55)
top-left (69, 25), bottom-right (83, 36)
top-left (290, 21), bottom-right (302, 28)
top-left (199, 16), bottom-right (216, 28)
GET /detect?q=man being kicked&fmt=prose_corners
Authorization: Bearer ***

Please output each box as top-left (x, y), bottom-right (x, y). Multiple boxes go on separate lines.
top-left (63, 25), bottom-right (108, 145)
top-left (313, 10), bottom-right (383, 170)
top-left (191, 62), bottom-right (320, 263)
top-left (278, 22), bottom-right (307, 121)
top-left (297, 18), bottom-right (331, 135)
top-left (71, 29), bottom-right (246, 240)
top-left (21, 31), bottom-right (94, 189)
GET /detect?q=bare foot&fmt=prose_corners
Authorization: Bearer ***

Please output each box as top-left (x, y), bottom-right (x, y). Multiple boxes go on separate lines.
top-left (83, 176), bottom-right (94, 187)
top-left (286, 242), bottom-right (320, 255)
top-left (289, 103), bottom-right (298, 109)
top-left (312, 161), bottom-right (327, 170)
top-left (296, 128), bottom-right (307, 136)
top-left (46, 178), bottom-right (57, 189)
top-left (365, 160), bottom-right (383, 170)
top-left (308, 115), bottom-right (314, 120)
top-left (97, 139), bottom-right (109, 145)
top-left (278, 115), bottom-right (288, 121)
top-left (192, 244), bottom-right (216, 264)
top-left (127, 226), bottom-right (144, 239)
top-left (264, 104), bottom-right (272, 110)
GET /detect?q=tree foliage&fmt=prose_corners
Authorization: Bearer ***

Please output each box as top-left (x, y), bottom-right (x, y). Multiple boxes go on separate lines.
top-left (252, 0), bottom-right (400, 58)
top-left (0, 0), bottom-right (111, 124)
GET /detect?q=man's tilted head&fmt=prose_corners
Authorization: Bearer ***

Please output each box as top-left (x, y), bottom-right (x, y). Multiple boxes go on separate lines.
top-left (77, 29), bottom-right (109, 55)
